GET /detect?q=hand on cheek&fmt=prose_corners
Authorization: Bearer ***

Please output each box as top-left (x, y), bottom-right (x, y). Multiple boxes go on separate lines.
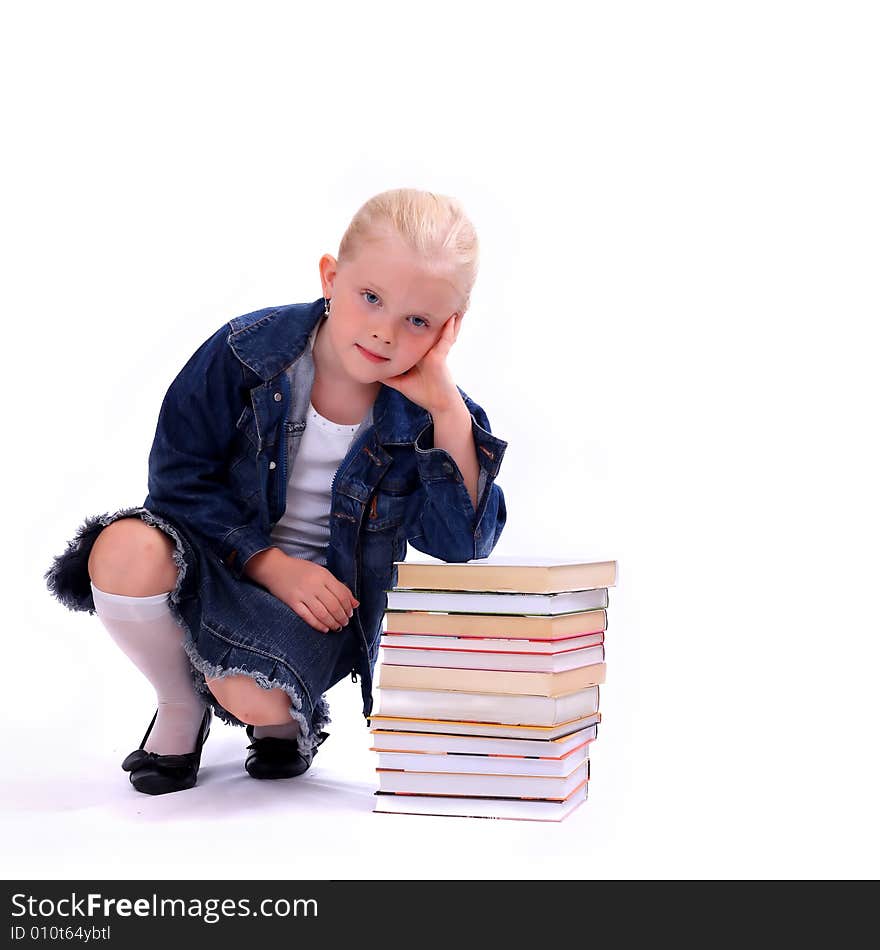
top-left (381, 315), bottom-right (462, 414)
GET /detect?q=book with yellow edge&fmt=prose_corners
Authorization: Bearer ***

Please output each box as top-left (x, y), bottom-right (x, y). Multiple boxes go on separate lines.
top-left (383, 609), bottom-right (607, 640)
top-left (378, 661), bottom-right (607, 696)
top-left (394, 556), bottom-right (617, 594)
top-left (366, 711), bottom-right (601, 741)
top-left (380, 631), bottom-right (605, 654)
top-left (369, 721), bottom-right (598, 756)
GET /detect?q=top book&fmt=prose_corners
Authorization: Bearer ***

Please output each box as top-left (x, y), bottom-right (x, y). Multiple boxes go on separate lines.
top-left (394, 556), bottom-right (618, 594)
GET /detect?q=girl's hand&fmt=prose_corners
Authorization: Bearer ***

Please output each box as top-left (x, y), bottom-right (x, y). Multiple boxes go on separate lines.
top-left (245, 549), bottom-right (359, 633)
top-left (381, 314), bottom-right (462, 414)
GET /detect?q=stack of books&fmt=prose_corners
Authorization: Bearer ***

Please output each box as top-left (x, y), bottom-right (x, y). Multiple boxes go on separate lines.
top-left (369, 556), bottom-right (617, 821)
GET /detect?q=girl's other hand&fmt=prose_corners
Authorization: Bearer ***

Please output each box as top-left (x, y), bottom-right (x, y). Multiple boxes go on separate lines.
top-left (243, 548), bottom-right (359, 633)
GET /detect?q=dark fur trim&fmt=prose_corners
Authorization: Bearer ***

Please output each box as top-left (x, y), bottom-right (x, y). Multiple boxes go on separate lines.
top-left (43, 506), bottom-right (146, 614)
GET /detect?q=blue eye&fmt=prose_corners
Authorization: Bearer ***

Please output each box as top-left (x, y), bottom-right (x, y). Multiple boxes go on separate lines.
top-left (362, 290), bottom-right (429, 329)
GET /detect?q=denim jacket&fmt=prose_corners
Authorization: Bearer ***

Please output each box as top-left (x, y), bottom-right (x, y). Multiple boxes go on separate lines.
top-left (142, 296), bottom-right (508, 715)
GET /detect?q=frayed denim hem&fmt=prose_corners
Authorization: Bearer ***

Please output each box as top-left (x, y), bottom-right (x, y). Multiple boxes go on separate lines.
top-left (44, 504), bottom-right (331, 755)
top-left (44, 506), bottom-right (189, 616)
top-left (180, 637), bottom-right (331, 757)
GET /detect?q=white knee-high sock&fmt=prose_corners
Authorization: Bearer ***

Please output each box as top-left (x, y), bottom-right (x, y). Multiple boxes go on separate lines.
top-left (90, 582), bottom-right (207, 755)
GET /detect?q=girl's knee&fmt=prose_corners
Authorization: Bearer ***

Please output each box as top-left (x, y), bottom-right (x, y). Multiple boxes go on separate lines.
top-left (205, 675), bottom-right (292, 726)
top-left (88, 517), bottom-right (179, 596)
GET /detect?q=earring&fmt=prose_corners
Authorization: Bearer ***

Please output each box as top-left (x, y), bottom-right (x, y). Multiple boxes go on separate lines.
top-left (324, 297), bottom-right (331, 318)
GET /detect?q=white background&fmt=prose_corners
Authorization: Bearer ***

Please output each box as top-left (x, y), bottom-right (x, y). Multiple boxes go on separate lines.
top-left (2, 1), bottom-right (878, 879)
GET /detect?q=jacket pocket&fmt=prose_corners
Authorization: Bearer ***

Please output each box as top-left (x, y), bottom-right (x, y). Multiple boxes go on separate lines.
top-left (363, 490), bottom-right (408, 532)
top-left (361, 491), bottom-right (408, 582)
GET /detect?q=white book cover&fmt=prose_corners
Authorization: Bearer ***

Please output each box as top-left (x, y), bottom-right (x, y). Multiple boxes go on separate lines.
top-left (372, 685), bottom-right (601, 726)
top-left (376, 760), bottom-right (589, 797)
top-left (374, 741), bottom-right (592, 776)
top-left (385, 588), bottom-right (609, 615)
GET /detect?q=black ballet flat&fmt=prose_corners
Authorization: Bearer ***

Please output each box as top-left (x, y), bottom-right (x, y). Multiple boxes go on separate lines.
top-left (244, 725), bottom-right (329, 780)
top-left (121, 707), bottom-right (211, 796)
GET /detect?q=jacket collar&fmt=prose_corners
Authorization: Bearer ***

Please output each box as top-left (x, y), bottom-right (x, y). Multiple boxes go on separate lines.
top-left (227, 297), bottom-right (432, 445)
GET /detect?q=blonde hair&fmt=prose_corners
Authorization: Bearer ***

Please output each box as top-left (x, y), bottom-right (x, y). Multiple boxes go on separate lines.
top-left (337, 188), bottom-right (479, 313)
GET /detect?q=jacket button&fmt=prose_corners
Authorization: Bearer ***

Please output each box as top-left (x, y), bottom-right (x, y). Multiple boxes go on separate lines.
top-left (269, 461), bottom-right (276, 470)
top-left (274, 392), bottom-right (282, 402)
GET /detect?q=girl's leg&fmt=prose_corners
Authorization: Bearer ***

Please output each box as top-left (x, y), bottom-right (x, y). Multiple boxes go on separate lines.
top-left (88, 518), bottom-right (207, 755)
top-left (205, 675), bottom-right (300, 740)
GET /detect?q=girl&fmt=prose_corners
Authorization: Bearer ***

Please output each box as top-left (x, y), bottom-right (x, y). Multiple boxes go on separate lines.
top-left (44, 188), bottom-right (509, 796)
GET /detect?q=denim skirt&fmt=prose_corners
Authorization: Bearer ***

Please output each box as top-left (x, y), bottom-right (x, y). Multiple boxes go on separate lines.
top-left (44, 505), bottom-right (360, 754)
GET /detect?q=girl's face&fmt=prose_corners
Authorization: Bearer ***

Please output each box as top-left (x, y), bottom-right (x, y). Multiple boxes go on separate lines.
top-left (318, 233), bottom-right (463, 386)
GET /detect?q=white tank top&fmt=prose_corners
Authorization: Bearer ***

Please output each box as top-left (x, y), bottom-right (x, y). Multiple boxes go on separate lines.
top-left (268, 323), bottom-right (361, 565)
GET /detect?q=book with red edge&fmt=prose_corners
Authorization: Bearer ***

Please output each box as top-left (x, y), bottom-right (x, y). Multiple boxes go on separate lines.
top-left (379, 639), bottom-right (605, 672)
top-left (374, 736), bottom-right (593, 776)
